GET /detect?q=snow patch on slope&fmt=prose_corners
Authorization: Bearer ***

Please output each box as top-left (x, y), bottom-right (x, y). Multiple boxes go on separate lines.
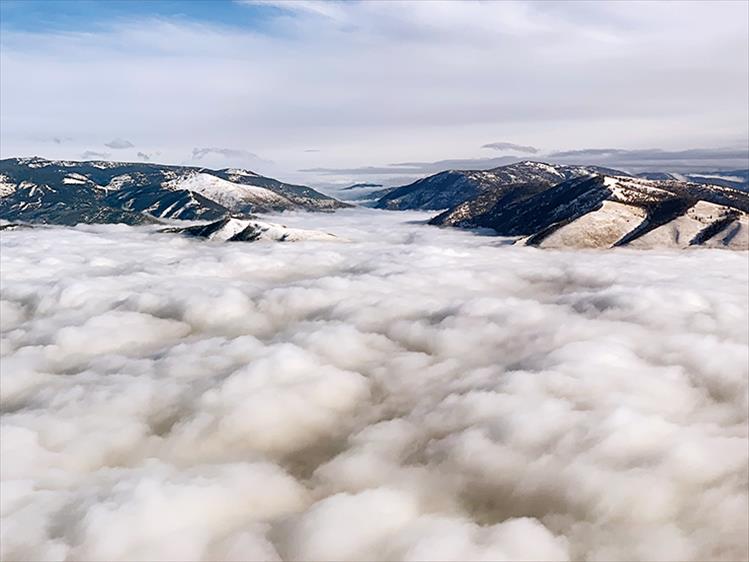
top-left (165, 173), bottom-right (293, 211)
top-left (105, 174), bottom-right (134, 191)
top-left (629, 201), bottom-right (749, 249)
top-left (224, 168), bottom-right (261, 180)
top-left (603, 176), bottom-right (674, 203)
top-left (537, 201), bottom-right (647, 249)
top-left (62, 173), bottom-right (89, 185)
top-left (518, 160), bottom-right (566, 177)
top-left (0, 175), bottom-right (17, 198)
top-left (704, 218), bottom-right (749, 248)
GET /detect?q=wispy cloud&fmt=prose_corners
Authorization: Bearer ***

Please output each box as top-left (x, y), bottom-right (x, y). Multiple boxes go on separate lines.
top-left (238, 0), bottom-right (349, 22)
top-left (482, 141), bottom-right (538, 154)
top-left (104, 138), bottom-right (135, 149)
top-left (81, 150), bottom-right (110, 159)
top-left (549, 147), bottom-right (748, 161)
top-left (191, 147), bottom-right (260, 161)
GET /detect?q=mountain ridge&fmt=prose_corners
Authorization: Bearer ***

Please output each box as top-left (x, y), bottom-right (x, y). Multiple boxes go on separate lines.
top-left (0, 156), bottom-right (349, 225)
top-left (374, 161), bottom-right (629, 211)
top-left (2, 156), bottom-right (747, 249)
top-left (429, 172), bottom-right (749, 249)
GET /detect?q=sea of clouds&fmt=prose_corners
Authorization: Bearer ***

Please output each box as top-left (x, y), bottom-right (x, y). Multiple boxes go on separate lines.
top-left (1, 209), bottom-right (747, 561)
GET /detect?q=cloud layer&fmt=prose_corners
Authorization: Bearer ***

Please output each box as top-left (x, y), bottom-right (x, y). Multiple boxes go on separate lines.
top-left (1, 210), bottom-right (747, 561)
top-left (548, 147), bottom-right (749, 172)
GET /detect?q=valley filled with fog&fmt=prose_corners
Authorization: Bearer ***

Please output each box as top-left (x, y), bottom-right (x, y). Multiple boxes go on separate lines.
top-left (1, 209), bottom-right (747, 561)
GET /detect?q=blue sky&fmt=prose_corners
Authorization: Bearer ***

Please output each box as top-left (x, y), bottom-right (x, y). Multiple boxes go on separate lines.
top-left (1, 1), bottom-right (747, 186)
top-left (0, 1), bottom-right (277, 32)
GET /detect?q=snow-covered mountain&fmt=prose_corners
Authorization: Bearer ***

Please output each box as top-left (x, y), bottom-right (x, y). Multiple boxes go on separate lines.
top-left (430, 174), bottom-right (749, 249)
top-left (3, 156), bottom-right (747, 250)
top-left (374, 161), bottom-right (627, 211)
top-left (163, 217), bottom-right (342, 242)
top-left (0, 157), bottom-right (348, 225)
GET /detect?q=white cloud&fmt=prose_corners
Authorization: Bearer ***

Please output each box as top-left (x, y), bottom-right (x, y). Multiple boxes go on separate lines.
top-left (1, 209), bottom-right (747, 561)
top-left (0, 1), bottom-right (746, 184)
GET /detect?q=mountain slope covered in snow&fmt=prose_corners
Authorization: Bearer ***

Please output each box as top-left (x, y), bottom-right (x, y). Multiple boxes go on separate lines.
top-left (0, 157), bottom-right (348, 225)
top-left (374, 161), bottom-right (627, 211)
top-left (430, 173), bottom-right (749, 249)
top-left (163, 216), bottom-right (342, 243)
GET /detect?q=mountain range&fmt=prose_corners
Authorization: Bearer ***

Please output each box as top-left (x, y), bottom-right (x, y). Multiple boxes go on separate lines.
top-left (2, 156), bottom-right (747, 249)
top-left (0, 157), bottom-right (348, 225)
top-left (373, 161), bottom-right (748, 249)
top-left (431, 173), bottom-right (748, 249)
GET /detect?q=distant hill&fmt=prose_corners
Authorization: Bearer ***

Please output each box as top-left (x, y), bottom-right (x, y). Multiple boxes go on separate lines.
top-left (341, 182), bottom-right (383, 191)
top-left (336, 182), bottom-right (396, 203)
top-left (374, 161), bottom-right (628, 211)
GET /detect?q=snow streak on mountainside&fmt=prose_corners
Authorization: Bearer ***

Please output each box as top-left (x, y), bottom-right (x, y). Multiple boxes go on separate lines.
top-left (0, 157), bottom-right (348, 225)
top-left (431, 174), bottom-right (749, 250)
top-left (2, 210), bottom-right (747, 561)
